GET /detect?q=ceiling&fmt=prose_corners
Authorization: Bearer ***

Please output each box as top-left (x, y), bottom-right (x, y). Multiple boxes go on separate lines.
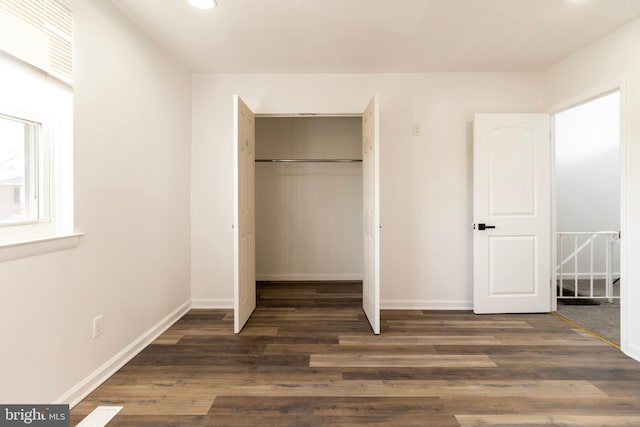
top-left (110, 0), bottom-right (640, 73)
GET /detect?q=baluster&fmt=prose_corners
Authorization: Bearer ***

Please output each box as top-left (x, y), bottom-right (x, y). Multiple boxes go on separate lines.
top-left (607, 234), bottom-right (613, 303)
top-left (559, 234), bottom-right (563, 297)
top-left (574, 234), bottom-right (579, 297)
top-left (589, 237), bottom-right (594, 298)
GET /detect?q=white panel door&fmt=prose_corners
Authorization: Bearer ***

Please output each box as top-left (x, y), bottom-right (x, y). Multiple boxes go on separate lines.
top-left (362, 96), bottom-right (380, 334)
top-left (233, 95), bottom-right (256, 333)
top-left (473, 114), bottom-right (551, 314)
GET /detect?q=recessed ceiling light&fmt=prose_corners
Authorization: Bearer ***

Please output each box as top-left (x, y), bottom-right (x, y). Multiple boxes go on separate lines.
top-left (188, 0), bottom-right (216, 10)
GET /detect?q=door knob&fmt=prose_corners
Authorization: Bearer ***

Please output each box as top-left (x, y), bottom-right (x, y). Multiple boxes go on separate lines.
top-left (476, 223), bottom-right (496, 231)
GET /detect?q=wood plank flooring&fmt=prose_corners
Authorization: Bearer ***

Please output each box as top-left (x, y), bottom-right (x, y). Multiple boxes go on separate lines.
top-left (70, 281), bottom-right (640, 426)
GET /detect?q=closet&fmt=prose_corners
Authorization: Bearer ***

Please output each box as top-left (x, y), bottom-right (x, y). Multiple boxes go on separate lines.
top-left (233, 95), bottom-right (380, 335)
top-left (254, 116), bottom-right (363, 282)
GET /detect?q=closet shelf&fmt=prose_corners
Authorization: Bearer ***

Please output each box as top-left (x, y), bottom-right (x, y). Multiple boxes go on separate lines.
top-left (255, 159), bottom-right (362, 163)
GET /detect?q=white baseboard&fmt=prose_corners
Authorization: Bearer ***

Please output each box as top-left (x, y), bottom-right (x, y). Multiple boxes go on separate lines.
top-left (623, 342), bottom-right (640, 364)
top-left (56, 300), bottom-right (191, 408)
top-left (194, 298), bottom-right (473, 311)
top-left (381, 299), bottom-right (473, 310)
top-left (191, 298), bottom-right (233, 309)
top-left (256, 274), bottom-right (363, 281)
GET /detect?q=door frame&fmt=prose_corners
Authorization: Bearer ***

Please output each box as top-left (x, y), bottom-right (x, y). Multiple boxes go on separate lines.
top-left (549, 80), bottom-right (628, 350)
top-left (235, 100), bottom-right (380, 334)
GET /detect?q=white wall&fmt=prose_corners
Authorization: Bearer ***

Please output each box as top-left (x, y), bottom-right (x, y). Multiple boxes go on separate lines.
top-left (191, 73), bottom-right (546, 308)
top-left (255, 117), bottom-right (363, 281)
top-left (556, 92), bottom-right (621, 233)
top-left (0, 0), bottom-right (192, 404)
top-left (544, 17), bottom-right (640, 360)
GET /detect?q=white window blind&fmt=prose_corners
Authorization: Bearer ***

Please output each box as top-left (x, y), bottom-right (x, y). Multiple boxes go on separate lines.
top-left (0, 0), bottom-right (72, 85)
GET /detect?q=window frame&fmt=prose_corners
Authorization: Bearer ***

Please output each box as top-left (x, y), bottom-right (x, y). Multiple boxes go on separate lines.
top-left (0, 0), bottom-right (79, 257)
top-left (0, 55), bottom-right (74, 247)
top-left (0, 108), bottom-right (51, 227)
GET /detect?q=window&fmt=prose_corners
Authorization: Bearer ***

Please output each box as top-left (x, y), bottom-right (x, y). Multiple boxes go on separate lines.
top-left (0, 112), bottom-right (46, 225)
top-left (0, 0), bottom-right (76, 250)
top-left (0, 60), bottom-right (71, 247)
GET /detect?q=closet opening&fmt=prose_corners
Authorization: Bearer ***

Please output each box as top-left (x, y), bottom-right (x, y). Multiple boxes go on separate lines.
top-left (234, 95), bottom-right (380, 334)
top-left (254, 115), bottom-right (364, 310)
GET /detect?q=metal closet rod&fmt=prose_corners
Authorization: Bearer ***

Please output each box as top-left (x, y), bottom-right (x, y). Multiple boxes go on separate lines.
top-left (255, 159), bottom-right (362, 163)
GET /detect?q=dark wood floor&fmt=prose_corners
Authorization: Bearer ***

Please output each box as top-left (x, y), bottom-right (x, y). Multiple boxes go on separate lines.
top-left (71, 281), bottom-right (640, 426)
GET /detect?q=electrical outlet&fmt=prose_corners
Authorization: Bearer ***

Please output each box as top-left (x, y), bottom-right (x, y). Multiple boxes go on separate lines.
top-left (412, 124), bottom-right (423, 137)
top-left (93, 315), bottom-right (104, 338)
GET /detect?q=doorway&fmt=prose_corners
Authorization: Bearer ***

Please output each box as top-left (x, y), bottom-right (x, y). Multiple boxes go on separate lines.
top-left (553, 90), bottom-right (621, 345)
top-left (233, 96), bottom-right (380, 334)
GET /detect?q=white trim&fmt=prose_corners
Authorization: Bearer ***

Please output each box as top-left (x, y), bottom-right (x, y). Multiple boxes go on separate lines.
top-left (549, 80), bottom-right (624, 115)
top-left (55, 300), bottom-right (191, 408)
top-left (0, 232), bottom-right (83, 262)
top-left (382, 299), bottom-right (473, 310)
top-left (550, 113), bottom-right (558, 312)
top-left (192, 298), bottom-right (233, 309)
top-left (619, 79), bottom-right (630, 354)
top-left (624, 343), bottom-right (640, 363)
top-left (256, 274), bottom-right (363, 282)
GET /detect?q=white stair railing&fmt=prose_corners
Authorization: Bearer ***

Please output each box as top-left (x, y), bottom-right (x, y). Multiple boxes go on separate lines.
top-left (557, 231), bottom-right (620, 302)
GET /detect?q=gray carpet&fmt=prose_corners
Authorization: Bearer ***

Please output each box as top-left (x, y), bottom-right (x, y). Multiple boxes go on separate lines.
top-left (556, 279), bottom-right (620, 345)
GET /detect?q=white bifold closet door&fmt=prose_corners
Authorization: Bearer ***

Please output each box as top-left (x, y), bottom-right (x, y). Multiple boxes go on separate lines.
top-left (233, 95), bottom-right (256, 333)
top-left (362, 96), bottom-right (380, 334)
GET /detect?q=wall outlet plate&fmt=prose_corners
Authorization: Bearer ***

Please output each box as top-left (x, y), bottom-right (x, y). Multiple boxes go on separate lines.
top-left (93, 315), bottom-right (104, 338)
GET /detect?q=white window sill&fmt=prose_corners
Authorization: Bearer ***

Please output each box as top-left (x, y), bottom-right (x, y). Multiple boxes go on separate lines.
top-left (0, 232), bottom-right (84, 262)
